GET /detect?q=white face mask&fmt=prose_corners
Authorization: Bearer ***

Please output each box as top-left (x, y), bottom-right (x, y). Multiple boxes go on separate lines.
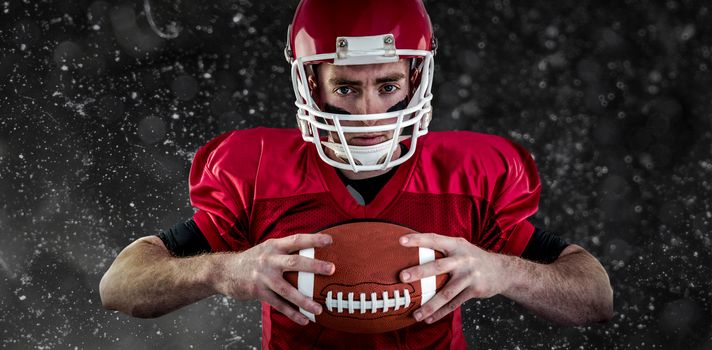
top-left (288, 34), bottom-right (436, 173)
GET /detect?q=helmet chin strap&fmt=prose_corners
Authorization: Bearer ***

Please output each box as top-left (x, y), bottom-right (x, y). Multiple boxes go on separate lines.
top-left (322, 136), bottom-right (408, 167)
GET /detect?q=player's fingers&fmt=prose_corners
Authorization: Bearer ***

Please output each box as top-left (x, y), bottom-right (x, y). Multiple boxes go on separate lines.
top-left (263, 290), bottom-right (311, 326)
top-left (400, 256), bottom-right (456, 283)
top-left (273, 233), bottom-right (333, 253)
top-left (424, 291), bottom-right (470, 324)
top-left (413, 276), bottom-right (469, 322)
top-left (274, 254), bottom-right (335, 275)
top-left (267, 277), bottom-right (323, 316)
top-left (399, 233), bottom-right (460, 254)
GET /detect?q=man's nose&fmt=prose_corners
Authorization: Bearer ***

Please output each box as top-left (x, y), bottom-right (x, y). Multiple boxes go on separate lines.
top-left (356, 93), bottom-right (382, 126)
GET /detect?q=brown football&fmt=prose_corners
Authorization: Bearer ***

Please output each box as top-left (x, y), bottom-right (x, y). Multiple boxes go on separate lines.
top-left (284, 221), bottom-right (449, 333)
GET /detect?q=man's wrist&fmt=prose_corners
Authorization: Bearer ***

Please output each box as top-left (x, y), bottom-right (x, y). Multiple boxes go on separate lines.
top-left (202, 253), bottom-right (227, 296)
top-left (496, 254), bottom-right (536, 298)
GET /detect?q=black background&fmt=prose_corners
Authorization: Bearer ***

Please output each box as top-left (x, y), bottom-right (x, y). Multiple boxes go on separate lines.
top-left (1, 0), bottom-right (711, 348)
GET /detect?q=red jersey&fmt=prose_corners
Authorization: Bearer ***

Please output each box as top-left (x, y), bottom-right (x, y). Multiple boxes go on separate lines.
top-left (189, 127), bottom-right (541, 349)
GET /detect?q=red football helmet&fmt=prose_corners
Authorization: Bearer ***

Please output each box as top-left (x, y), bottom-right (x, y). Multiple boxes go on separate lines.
top-left (286, 0), bottom-right (437, 172)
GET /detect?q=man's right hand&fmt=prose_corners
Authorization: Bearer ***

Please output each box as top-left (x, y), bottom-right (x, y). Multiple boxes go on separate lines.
top-left (213, 233), bottom-right (335, 326)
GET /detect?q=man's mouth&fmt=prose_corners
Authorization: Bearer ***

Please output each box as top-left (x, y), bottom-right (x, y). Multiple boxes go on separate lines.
top-left (350, 134), bottom-right (387, 146)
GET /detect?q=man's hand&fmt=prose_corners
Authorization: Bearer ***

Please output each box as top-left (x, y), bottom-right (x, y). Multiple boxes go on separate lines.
top-left (214, 234), bottom-right (335, 326)
top-left (399, 233), bottom-right (614, 326)
top-left (398, 233), bottom-right (509, 324)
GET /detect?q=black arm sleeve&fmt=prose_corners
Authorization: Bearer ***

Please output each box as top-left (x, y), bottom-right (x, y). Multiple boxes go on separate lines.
top-left (156, 218), bottom-right (212, 257)
top-left (521, 227), bottom-right (570, 264)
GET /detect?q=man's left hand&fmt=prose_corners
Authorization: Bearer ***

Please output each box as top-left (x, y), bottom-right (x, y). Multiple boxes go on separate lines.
top-left (399, 233), bottom-right (510, 324)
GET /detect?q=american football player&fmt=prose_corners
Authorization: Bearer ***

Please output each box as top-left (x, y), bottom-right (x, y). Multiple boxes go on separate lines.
top-left (100, 0), bottom-right (613, 348)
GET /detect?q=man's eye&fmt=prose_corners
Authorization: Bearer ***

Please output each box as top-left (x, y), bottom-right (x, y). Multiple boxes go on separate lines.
top-left (382, 84), bottom-right (398, 93)
top-left (335, 87), bottom-right (352, 95)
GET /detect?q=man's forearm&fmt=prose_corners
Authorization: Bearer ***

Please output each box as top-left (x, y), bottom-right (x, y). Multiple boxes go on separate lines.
top-left (99, 236), bottom-right (223, 318)
top-left (499, 244), bottom-right (614, 326)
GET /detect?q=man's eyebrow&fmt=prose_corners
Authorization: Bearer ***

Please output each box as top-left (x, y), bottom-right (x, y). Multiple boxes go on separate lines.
top-left (375, 73), bottom-right (406, 84)
top-left (328, 73), bottom-right (406, 86)
top-left (329, 77), bottom-right (362, 86)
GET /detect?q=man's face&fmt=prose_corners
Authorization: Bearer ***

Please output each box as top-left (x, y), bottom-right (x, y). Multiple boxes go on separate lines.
top-left (311, 60), bottom-right (411, 147)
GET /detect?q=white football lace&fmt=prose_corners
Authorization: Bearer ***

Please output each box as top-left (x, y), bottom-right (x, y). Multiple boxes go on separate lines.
top-left (325, 289), bottom-right (412, 314)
